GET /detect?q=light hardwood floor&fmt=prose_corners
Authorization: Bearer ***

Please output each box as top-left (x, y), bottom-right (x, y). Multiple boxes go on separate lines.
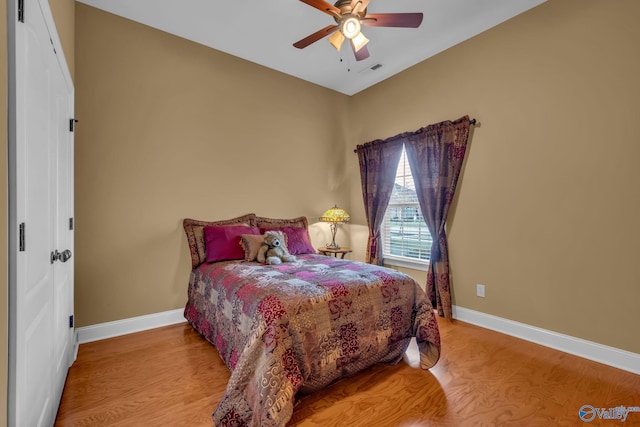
top-left (55, 318), bottom-right (640, 426)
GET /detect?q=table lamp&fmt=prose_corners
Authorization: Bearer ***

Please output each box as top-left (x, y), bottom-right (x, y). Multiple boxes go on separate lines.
top-left (319, 205), bottom-right (350, 249)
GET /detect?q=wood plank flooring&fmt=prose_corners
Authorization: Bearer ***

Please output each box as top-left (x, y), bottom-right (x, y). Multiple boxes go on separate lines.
top-left (55, 318), bottom-right (640, 426)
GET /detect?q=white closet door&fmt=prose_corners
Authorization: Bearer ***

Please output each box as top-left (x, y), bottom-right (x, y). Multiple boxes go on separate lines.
top-left (12, 0), bottom-right (75, 425)
top-left (52, 74), bottom-right (75, 405)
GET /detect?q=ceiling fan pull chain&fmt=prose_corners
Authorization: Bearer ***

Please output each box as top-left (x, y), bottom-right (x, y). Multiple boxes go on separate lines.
top-left (342, 53), bottom-right (351, 72)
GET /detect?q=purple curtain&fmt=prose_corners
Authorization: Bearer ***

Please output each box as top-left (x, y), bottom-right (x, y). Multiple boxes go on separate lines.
top-left (356, 138), bottom-right (404, 265)
top-left (404, 116), bottom-right (471, 318)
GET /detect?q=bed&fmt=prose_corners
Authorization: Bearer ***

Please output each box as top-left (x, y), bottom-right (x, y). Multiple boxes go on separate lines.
top-left (183, 214), bottom-right (441, 427)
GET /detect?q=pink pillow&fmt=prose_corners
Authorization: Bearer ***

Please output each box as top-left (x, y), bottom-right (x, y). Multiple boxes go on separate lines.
top-left (260, 226), bottom-right (315, 255)
top-left (204, 225), bottom-right (260, 263)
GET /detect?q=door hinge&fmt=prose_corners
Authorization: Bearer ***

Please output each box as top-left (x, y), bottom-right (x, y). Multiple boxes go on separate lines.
top-left (69, 118), bottom-right (78, 132)
top-left (19, 223), bottom-right (25, 252)
top-left (69, 217), bottom-right (74, 230)
top-left (69, 315), bottom-right (74, 328)
top-left (18, 0), bottom-right (24, 23)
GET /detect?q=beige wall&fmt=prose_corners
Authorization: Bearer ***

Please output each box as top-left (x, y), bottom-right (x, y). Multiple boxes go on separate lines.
top-left (350, 0), bottom-right (640, 353)
top-left (74, 4), bottom-right (351, 326)
top-left (74, 0), bottom-right (639, 356)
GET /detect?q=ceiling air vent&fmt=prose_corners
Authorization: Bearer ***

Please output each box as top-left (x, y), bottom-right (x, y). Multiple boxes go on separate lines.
top-left (370, 63), bottom-right (383, 71)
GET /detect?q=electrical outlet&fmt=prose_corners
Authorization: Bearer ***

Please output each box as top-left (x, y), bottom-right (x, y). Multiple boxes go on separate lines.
top-left (476, 284), bottom-right (485, 298)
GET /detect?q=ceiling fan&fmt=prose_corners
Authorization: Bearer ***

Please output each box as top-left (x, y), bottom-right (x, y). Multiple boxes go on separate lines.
top-left (293, 0), bottom-right (423, 61)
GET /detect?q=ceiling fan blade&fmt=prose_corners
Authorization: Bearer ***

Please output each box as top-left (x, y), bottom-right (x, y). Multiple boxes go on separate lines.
top-left (293, 25), bottom-right (339, 49)
top-left (362, 13), bottom-right (424, 28)
top-left (352, 42), bottom-right (370, 61)
top-left (351, 0), bottom-right (370, 15)
top-left (299, 0), bottom-right (342, 17)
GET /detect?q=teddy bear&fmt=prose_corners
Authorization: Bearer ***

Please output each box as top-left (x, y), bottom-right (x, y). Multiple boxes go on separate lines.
top-left (257, 230), bottom-right (296, 265)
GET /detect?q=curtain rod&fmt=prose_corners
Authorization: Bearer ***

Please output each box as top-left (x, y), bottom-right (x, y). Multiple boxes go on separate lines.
top-left (352, 118), bottom-right (476, 153)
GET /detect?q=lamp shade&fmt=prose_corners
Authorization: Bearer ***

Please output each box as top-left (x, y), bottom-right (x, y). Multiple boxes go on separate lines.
top-left (329, 30), bottom-right (345, 51)
top-left (320, 205), bottom-right (350, 223)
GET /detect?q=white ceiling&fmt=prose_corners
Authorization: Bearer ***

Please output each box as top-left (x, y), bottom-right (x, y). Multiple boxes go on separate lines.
top-left (76, 0), bottom-right (546, 96)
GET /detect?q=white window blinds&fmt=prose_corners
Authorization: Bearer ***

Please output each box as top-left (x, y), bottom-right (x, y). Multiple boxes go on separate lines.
top-left (381, 145), bottom-right (432, 264)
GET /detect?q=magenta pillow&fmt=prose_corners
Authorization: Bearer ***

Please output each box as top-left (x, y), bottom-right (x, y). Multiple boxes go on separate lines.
top-left (203, 225), bottom-right (260, 263)
top-left (260, 226), bottom-right (315, 255)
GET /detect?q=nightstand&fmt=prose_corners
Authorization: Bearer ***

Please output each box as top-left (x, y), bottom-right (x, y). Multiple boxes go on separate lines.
top-left (317, 247), bottom-right (352, 259)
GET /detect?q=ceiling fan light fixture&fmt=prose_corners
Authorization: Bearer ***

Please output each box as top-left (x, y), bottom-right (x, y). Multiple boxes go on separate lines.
top-left (351, 31), bottom-right (369, 52)
top-left (341, 16), bottom-right (361, 39)
top-left (294, 0), bottom-right (423, 62)
top-left (329, 30), bottom-right (345, 51)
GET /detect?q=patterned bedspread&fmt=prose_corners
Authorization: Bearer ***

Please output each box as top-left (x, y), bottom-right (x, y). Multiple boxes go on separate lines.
top-left (184, 254), bottom-right (440, 427)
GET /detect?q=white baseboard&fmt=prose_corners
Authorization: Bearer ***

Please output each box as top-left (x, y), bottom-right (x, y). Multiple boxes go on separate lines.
top-left (452, 305), bottom-right (640, 375)
top-left (75, 308), bottom-right (186, 344)
top-left (73, 305), bottom-right (639, 375)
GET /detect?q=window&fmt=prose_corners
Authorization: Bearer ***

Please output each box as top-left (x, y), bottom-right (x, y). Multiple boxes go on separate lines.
top-left (381, 145), bottom-right (432, 270)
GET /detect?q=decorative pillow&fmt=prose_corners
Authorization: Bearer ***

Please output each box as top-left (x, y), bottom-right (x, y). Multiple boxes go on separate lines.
top-left (240, 234), bottom-right (266, 262)
top-left (255, 216), bottom-right (308, 229)
top-left (260, 226), bottom-right (315, 255)
top-left (203, 225), bottom-right (260, 263)
top-left (183, 214), bottom-right (257, 268)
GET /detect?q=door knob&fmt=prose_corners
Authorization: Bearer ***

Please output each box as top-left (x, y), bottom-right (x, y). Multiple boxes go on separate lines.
top-left (60, 249), bottom-right (72, 262)
top-left (51, 249), bottom-right (72, 263)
